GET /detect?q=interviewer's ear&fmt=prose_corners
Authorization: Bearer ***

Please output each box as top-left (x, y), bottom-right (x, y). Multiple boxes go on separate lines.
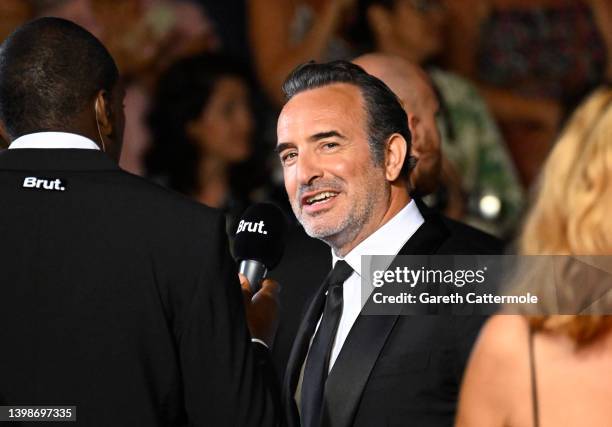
top-left (0, 119), bottom-right (9, 147)
top-left (94, 89), bottom-right (113, 136)
top-left (384, 133), bottom-right (408, 182)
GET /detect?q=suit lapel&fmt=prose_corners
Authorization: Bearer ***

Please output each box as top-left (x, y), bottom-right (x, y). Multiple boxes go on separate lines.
top-left (322, 311), bottom-right (398, 427)
top-left (321, 213), bottom-right (450, 427)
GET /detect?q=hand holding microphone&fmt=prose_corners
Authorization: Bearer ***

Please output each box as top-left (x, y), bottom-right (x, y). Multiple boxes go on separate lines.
top-left (239, 275), bottom-right (279, 348)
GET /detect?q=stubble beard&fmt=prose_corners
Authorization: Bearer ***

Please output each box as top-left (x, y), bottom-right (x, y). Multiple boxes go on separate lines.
top-left (293, 171), bottom-right (389, 255)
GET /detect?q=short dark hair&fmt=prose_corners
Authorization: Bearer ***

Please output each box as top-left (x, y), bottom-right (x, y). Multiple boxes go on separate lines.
top-left (0, 17), bottom-right (118, 139)
top-left (282, 60), bottom-right (412, 174)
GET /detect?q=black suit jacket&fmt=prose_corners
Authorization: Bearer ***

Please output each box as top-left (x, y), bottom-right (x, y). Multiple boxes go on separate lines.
top-left (0, 148), bottom-right (278, 426)
top-left (277, 202), bottom-right (502, 427)
top-left (271, 225), bottom-right (330, 375)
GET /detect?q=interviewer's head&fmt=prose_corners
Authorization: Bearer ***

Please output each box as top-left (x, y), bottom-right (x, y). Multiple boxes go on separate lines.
top-left (0, 17), bottom-right (124, 160)
top-left (277, 60), bottom-right (412, 256)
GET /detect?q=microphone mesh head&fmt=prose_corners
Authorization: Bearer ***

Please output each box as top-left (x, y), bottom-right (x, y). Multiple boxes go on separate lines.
top-left (233, 203), bottom-right (288, 269)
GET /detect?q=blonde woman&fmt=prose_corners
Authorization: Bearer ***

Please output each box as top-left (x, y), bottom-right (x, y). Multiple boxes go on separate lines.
top-left (455, 87), bottom-right (612, 427)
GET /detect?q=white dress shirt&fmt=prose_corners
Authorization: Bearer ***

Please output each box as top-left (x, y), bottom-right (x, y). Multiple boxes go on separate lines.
top-left (9, 132), bottom-right (101, 150)
top-left (296, 199), bottom-right (425, 406)
top-left (328, 199), bottom-right (424, 370)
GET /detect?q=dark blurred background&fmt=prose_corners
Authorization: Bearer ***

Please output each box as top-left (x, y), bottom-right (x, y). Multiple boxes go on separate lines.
top-left (2, 0), bottom-right (611, 243)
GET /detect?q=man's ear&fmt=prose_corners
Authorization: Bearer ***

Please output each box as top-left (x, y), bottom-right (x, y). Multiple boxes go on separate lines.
top-left (94, 90), bottom-right (113, 136)
top-left (384, 133), bottom-right (408, 182)
top-left (408, 113), bottom-right (422, 154)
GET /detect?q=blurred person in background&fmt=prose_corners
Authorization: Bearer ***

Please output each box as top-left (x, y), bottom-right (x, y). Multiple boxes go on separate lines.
top-left (456, 86), bottom-right (612, 426)
top-left (445, 0), bottom-right (612, 187)
top-left (354, 55), bottom-right (441, 189)
top-left (37, 0), bottom-right (218, 175)
top-left (198, 0), bottom-right (252, 65)
top-left (145, 53), bottom-right (271, 235)
top-left (0, 0), bottom-right (34, 150)
top-left (353, 0), bottom-right (524, 238)
top-left (354, 54), bottom-right (509, 237)
top-left (0, 0), bottom-right (32, 43)
top-left (249, 0), bottom-right (357, 106)
top-left (36, 0), bottom-right (217, 75)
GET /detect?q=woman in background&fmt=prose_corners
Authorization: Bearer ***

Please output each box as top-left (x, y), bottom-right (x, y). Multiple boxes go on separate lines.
top-left (456, 87), bottom-right (612, 426)
top-left (445, 0), bottom-right (612, 186)
top-left (146, 53), bottom-right (268, 231)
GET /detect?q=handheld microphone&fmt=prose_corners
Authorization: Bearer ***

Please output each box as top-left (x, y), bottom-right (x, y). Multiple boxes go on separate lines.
top-left (234, 203), bottom-right (288, 293)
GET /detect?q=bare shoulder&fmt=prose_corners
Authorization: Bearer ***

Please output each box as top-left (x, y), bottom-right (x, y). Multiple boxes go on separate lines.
top-left (466, 315), bottom-right (532, 390)
top-left (476, 315), bottom-right (531, 360)
top-left (456, 315), bottom-right (532, 427)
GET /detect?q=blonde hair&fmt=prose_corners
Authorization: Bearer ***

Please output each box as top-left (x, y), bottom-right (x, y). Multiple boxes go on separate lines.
top-left (519, 87), bottom-right (612, 343)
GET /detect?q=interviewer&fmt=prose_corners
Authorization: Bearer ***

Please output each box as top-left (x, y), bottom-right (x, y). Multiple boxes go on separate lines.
top-left (0, 17), bottom-right (279, 426)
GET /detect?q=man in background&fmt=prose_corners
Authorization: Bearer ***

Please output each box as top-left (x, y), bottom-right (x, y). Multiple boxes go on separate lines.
top-left (354, 53), bottom-right (509, 241)
top-left (354, 53), bottom-right (444, 197)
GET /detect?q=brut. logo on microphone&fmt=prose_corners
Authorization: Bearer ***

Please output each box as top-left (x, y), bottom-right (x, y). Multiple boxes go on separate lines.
top-left (236, 220), bottom-right (268, 235)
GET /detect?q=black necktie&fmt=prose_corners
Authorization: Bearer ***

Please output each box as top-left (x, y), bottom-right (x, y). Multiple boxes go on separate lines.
top-left (300, 260), bottom-right (353, 427)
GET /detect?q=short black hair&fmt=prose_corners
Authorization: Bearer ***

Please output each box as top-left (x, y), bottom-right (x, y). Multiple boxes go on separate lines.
top-left (0, 17), bottom-right (118, 139)
top-left (282, 60), bottom-right (413, 174)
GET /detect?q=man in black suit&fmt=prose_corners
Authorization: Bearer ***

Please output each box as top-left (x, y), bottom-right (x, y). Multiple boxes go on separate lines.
top-left (274, 60), bottom-right (501, 427)
top-left (0, 18), bottom-right (278, 426)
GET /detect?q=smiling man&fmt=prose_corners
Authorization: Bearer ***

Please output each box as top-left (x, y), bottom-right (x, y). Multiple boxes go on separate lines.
top-left (276, 61), bottom-right (500, 427)
top-left (277, 77), bottom-right (411, 257)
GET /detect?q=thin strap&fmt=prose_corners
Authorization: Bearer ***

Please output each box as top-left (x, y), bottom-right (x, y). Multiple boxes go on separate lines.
top-left (528, 326), bottom-right (540, 427)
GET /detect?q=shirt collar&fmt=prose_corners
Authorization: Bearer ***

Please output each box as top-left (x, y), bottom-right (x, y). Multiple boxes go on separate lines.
top-left (332, 199), bottom-right (425, 276)
top-left (9, 132), bottom-right (101, 150)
